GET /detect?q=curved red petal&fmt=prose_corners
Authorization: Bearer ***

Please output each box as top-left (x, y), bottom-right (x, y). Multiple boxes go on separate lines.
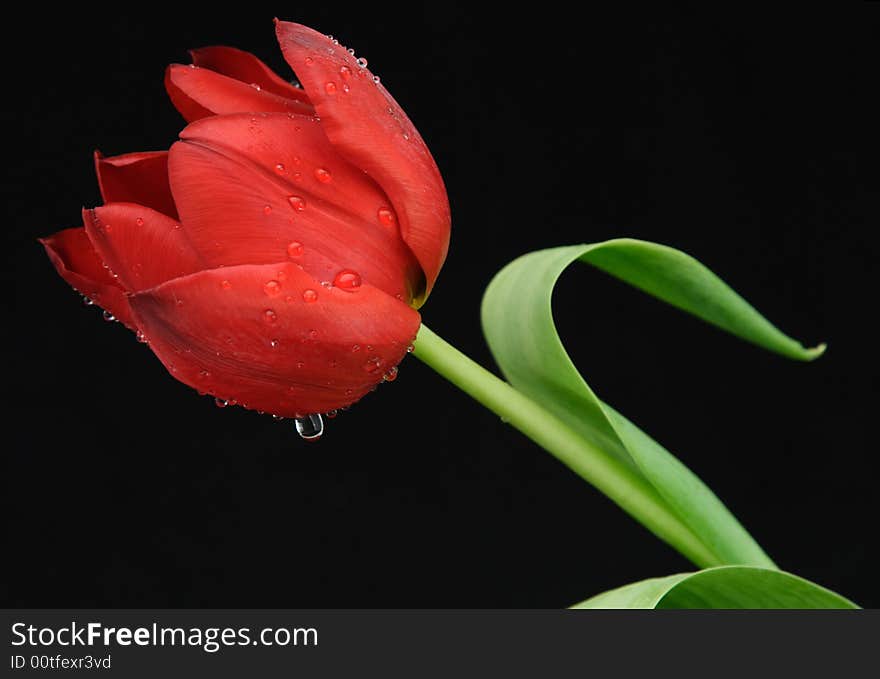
top-left (165, 63), bottom-right (314, 123)
top-left (94, 150), bottom-right (178, 219)
top-left (168, 112), bottom-right (422, 302)
top-left (190, 45), bottom-right (311, 104)
top-left (129, 261), bottom-right (420, 416)
top-left (40, 227), bottom-right (136, 329)
top-left (275, 20), bottom-right (450, 304)
top-left (83, 204), bottom-right (205, 293)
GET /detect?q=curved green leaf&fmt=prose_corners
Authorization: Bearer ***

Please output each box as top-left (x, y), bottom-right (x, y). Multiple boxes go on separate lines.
top-left (481, 239), bottom-right (824, 567)
top-left (572, 566), bottom-right (858, 609)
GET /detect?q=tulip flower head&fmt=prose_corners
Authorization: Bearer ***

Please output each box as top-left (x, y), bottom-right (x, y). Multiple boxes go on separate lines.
top-left (41, 21), bottom-right (451, 438)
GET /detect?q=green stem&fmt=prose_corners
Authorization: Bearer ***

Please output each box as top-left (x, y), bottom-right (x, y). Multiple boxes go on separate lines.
top-left (412, 323), bottom-right (721, 569)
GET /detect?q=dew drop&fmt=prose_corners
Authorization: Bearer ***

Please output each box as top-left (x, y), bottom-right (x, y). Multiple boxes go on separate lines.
top-left (287, 195), bottom-right (306, 211)
top-left (82, 296), bottom-right (94, 306)
top-left (215, 397), bottom-right (228, 408)
top-left (296, 361), bottom-right (304, 369)
top-left (372, 75), bottom-right (381, 84)
top-left (406, 344), bottom-right (415, 353)
top-left (383, 366), bottom-right (399, 382)
top-left (292, 172), bottom-right (303, 182)
top-left (305, 56), bottom-right (314, 65)
top-left (309, 329), bottom-right (318, 339)
top-left (342, 84), bottom-right (350, 93)
top-left (270, 338), bottom-right (279, 348)
top-left (264, 280), bottom-right (282, 297)
top-left (326, 409), bottom-right (338, 419)
top-left (250, 82), bottom-right (262, 91)
top-left (295, 413), bottom-right (324, 440)
top-left (351, 344), bottom-right (361, 352)
top-left (136, 330), bottom-right (148, 344)
top-left (274, 163), bottom-right (285, 174)
top-left (263, 204), bottom-right (272, 215)
top-left (356, 57), bottom-right (368, 68)
top-left (198, 370), bottom-right (210, 380)
top-left (287, 241), bottom-right (304, 258)
top-left (221, 279), bottom-right (232, 290)
top-left (263, 309), bottom-right (278, 325)
top-left (273, 414), bottom-right (285, 421)
top-left (347, 48), bottom-right (355, 55)
top-left (363, 357), bottom-right (382, 373)
top-left (339, 65), bottom-right (352, 79)
top-left (402, 132), bottom-right (411, 141)
top-left (324, 81), bottom-right (337, 95)
top-left (102, 310), bottom-right (115, 322)
top-left (314, 168), bottom-right (332, 183)
top-left (377, 207), bottom-right (396, 227)
top-left (135, 217), bottom-right (144, 226)
top-left (333, 269), bottom-right (362, 291)
top-left (302, 289), bottom-right (318, 303)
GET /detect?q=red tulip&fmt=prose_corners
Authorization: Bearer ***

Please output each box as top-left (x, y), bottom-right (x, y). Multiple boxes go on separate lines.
top-left (40, 21), bottom-right (451, 424)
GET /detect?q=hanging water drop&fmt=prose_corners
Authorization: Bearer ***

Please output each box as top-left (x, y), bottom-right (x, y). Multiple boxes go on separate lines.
top-left (383, 366), bottom-right (399, 382)
top-left (295, 413), bottom-right (324, 440)
top-left (356, 57), bottom-right (368, 68)
top-left (102, 310), bottom-right (116, 322)
top-left (136, 330), bottom-right (148, 344)
top-left (215, 397), bottom-right (228, 408)
top-left (326, 409), bottom-right (338, 419)
top-left (82, 296), bottom-right (94, 306)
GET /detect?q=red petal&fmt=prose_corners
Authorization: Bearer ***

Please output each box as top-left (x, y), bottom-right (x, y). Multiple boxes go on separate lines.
top-left (165, 63), bottom-right (314, 123)
top-left (83, 204), bottom-right (205, 293)
top-left (190, 45), bottom-right (311, 103)
top-left (168, 112), bottom-right (422, 302)
top-left (275, 20), bottom-right (451, 304)
top-left (94, 150), bottom-right (178, 219)
top-left (129, 261), bottom-right (420, 416)
top-left (40, 227), bottom-right (136, 329)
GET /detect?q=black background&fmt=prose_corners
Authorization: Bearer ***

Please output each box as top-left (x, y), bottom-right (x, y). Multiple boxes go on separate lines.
top-left (2, 6), bottom-right (877, 607)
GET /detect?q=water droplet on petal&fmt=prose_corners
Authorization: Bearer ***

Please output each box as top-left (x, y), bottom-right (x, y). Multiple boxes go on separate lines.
top-left (339, 65), bottom-right (352, 79)
top-left (288, 195), bottom-right (306, 211)
top-left (305, 56), bottom-right (314, 65)
top-left (264, 280), bottom-right (282, 297)
top-left (351, 344), bottom-right (361, 352)
top-left (198, 370), bottom-right (210, 379)
top-left (274, 163), bottom-right (286, 174)
top-left (250, 82), bottom-right (262, 91)
top-left (372, 75), bottom-right (381, 84)
top-left (263, 309), bottom-right (278, 324)
top-left (356, 57), bottom-right (368, 68)
top-left (221, 279), bottom-right (232, 290)
top-left (326, 409), bottom-right (338, 419)
top-left (135, 217), bottom-right (144, 226)
top-left (136, 330), bottom-right (148, 344)
top-left (273, 414), bottom-right (285, 421)
top-left (324, 81), bottom-right (337, 95)
top-left (263, 205), bottom-right (273, 215)
top-left (314, 168), bottom-right (332, 183)
top-left (82, 296), bottom-right (94, 306)
top-left (333, 269), bottom-right (362, 291)
top-left (377, 207), bottom-right (396, 227)
top-left (302, 289), bottom-right (318, 303)
top-left (363, 357), bottom-right (382, 373)
top-left (406, 344), bottom-right (415, 353)
top-left (342, 83), bottom-right (350, 93)
top-left (287, 241), bottom-right (304, 258)
top-left (295, 413), bottom-right (324, 441)
top-left (102, 310), bottom-right (116, 322)
top-left (215, 397), bottom-right (228, 408)
top-left (270, 339), bottom-right (279, 348)
top-left (383, 366), bottom-right (399, 382)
